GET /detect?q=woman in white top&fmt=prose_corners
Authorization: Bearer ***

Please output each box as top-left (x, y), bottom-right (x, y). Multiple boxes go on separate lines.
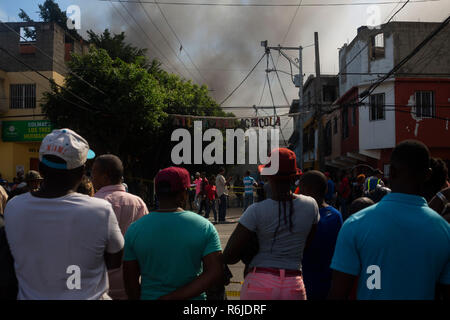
top-left (223, 148), bottom-right (319, 300)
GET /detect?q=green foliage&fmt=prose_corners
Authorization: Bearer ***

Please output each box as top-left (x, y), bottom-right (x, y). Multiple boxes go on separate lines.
top-left (18, 9), bottom-right (37, 41)
top-left (87, 29), bottom-right (149, 67)
top-left (19, 0), bottom-right (81, 40)
top-left (41, 30), bottom-right (230, 179)
top-left (42, 48), bottom-right (166, 156)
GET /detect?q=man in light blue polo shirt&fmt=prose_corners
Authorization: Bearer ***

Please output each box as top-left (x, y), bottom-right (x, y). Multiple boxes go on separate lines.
top-left (329, 140), bottom-right (450, 300)
top-left (243, 171), bottom-right (258, 211)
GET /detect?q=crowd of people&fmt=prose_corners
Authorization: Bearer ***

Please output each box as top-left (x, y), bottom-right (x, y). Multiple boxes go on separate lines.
top-left (0, 128), bottom-right (449, 300)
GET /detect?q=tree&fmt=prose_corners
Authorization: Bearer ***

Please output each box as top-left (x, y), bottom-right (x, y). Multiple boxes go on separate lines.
top-left (18, 9), bottom-right (37, 41)
top-left (19, 0), bottom-right (80, 40)
top-left (41, 43), bottom-right (228, 181)
top-left (42, 48), bottom-right (167, 170)
top-left (87, 29), bottom-right (150, 67)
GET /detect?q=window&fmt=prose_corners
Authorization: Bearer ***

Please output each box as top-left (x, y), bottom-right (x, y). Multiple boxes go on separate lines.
top-left (325, 121), bottom-right (332, 156)
top-left (369, 93), bottom-right (385, 121)
top-left (383, 164), bottom-right (390, 178)
top-left (342, 105), bottom-right (349, 139)
top-left (304, 91), bottom-right (312, 110)
top-left (333, 117), bottom-right (337, 134)
top-left (308, 127), bottom-right (315, 151)
top-left (370, 33), bottom-right (385, 60)
top-left (303, 129), bottom-right (308, 152)
top-left (352, 106), bottom-right (357, 126)
top-left (415, 91), bottom-right (435, 118)
top-left (10, 84), bottom-right (36, 109)
top-left (19, 26), bottom-right (37, 55)
top-left (323, 85), bottom-right (337, 103)
top-left (20, 26), bottom-right (36, 42)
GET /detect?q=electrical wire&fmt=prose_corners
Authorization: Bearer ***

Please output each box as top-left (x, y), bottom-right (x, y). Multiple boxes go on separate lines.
top-left (0, 46), bottom-right (103, 114)
top-left (137, 1), bottom-right (203, 83)
top-left (110, 0), bottom-right (184, 77)
top-left (265, 53), bottom-right (289, 146)
top-left (0, 20), bottom-right (108, 97)
top-left (269, 52), bottom-right (291, 106)
top-left (219, 52), bottom-right (266, 106)
top-left (103, 0), bottom-right (439, 7)
top-left (151, 0), bottom-right (210, 86)
top-left (360, 15), bottom-right (450, 101)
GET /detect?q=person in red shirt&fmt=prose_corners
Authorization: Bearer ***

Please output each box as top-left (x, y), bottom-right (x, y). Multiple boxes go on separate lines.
top-left (337, 172), bottom-right (351, 218)
top-left (204, 176), bottom-right (218, 223)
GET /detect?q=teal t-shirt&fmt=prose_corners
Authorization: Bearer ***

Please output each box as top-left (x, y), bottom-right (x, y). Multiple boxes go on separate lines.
top-left (331, 192), bottom-right (450, 300)
top-left (123, 210), bottom-right (222, 300)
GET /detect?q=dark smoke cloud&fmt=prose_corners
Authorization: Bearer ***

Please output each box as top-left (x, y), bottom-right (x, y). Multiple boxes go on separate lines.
top-left (71, 0), bottom-right (449, 138)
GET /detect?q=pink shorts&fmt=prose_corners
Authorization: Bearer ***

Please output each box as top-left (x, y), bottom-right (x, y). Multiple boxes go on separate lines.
top-left (240, 268), bottom-right (307, 300)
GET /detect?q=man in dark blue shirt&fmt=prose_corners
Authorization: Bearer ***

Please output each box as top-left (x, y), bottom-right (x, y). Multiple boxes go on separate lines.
top-left (324, 172), bottom-right (335, 206)
top-left (300, 171), bottom-right (343, 300)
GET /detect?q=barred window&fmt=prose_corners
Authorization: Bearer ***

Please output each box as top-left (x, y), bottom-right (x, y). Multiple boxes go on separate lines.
top-left (415, 91), bottom-right (435, 118)
top-left (10, 84), bottom-right (36, 109)
top-left (370, 93), bottom-right (385, 121)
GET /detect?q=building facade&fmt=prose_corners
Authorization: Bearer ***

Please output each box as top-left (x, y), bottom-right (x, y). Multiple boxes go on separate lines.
top-left (327, 21), bottom-right (450, 176)
top-left (0, 22), bottom-right (88, 181)
top-left (288, 75), bottom-right (338, 170)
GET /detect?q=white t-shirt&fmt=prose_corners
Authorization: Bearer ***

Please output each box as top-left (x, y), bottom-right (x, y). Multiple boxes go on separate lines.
top-left (239, 194), bottom-right (320, 271)
top-left (4, 192), bottom-right (124, 300)
top-left (216, 174), bottom-right (228, 197)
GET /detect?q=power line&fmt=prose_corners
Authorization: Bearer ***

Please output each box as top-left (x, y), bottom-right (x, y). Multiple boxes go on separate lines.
top-left (263, 0), bottom-right (303, 108)
top-left (337, 0), bottom-right (411, 79)
top-left (0, 20), bottom-right (108, 97)
top-left (137, 1), bottom-right (203, 83)
top-left (221, 106), bottom-right (291, 109)
top-left (110, 0), bottom-right (184, 77)
top-left (360, 15), bottom-right (450, 101)
top-left (269, 52), bottom-right (291, 106)
top-left (0, 70), bottom-right (94, 117)
top-left (117, 0), bottom-right (185, 77)
top-left (107, 0), bottom-right (174, 73)
top-left (319, 0), bottom-right (414, 117)
top-left (0, 46), bottom-right (104, 115)
top-left (265, 54), bottom-right (289, 146)
top-left (150, 0), bottom-right (210, 86)
top-left (103, 0), bottom-right (439, 7)
top-left (386, 0), bottom-right (410, 23)
top-left (219, 52), bottom-right (266, 106)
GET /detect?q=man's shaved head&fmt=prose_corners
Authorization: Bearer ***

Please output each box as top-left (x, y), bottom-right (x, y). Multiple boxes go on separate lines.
top-left (299, 170), bottom-right (328, 201)
top-left (349, 197), bottom-right (374, 216)
top-left (390, 140), bottom-right (431, 195)
top-left (94, 154), bottom-right (123, 185)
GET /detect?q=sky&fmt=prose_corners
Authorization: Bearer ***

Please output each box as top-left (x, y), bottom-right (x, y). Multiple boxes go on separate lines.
top-left (1, 0), bottom-right (449, 140)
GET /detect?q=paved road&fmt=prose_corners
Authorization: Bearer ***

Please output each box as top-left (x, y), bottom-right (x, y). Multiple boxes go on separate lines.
top-left (204, 207), bottom-right (245, 300)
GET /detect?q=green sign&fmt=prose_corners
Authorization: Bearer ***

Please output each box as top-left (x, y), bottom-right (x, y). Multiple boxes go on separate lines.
top-left (2, 120), bottom-right (53, 142)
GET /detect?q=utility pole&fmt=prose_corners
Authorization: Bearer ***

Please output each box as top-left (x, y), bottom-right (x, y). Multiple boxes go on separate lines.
top-left (260, 41), bottom-right (304, 169)
top-left (314, 32), bottom-right (325, 171)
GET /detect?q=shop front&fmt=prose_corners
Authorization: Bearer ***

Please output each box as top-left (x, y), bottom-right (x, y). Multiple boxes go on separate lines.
top-left (0, 120), bottom-right (53, 182)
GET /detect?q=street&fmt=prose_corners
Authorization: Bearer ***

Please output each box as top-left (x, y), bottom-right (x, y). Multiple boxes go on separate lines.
top-left (207, 207), bottom-right (245, 300)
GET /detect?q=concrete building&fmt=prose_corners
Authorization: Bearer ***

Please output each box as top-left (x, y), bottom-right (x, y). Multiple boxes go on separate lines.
top-left (288, 75), bottom-right (338, 170)
top-left (328, 21), bottom-right (450, 176)
top-left (0, 22), bottom-right (88, 181)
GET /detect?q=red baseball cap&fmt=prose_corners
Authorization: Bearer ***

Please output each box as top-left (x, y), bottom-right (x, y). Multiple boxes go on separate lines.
top-left (258, 148), bottom-right (302, 177)
top-left (155, 167), bottom-right (191, 193)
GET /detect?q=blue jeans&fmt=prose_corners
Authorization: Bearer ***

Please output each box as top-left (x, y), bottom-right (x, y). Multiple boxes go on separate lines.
top-left (205, 199), bottom-right (218, 221)
top-left (218, 194), bottom-right (227, 221)
top-left (244, 193), bottom-right (254, 211)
